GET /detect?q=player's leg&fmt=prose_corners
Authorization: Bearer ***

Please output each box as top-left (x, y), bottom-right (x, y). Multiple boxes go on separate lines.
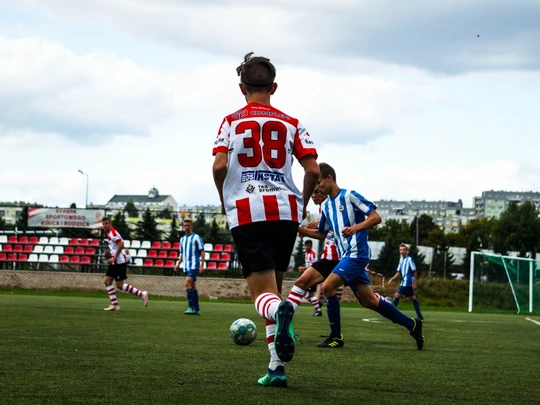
top-left (305, 288), bottom-right (322, 315)
top-left (114, 264), bottom-right (148, 307)
top-left (393, 291), bottom-right (401, 307)
top-left (184, 275), bottom-right (196, 314)
top-left (287, 267), bottom-right (324, 312)
top-left (190, 274), bottom-right (200, 314)
top-left (411, 294), bottom-right (423, 320)
top-left (103, 273), bottom-right (119, 311)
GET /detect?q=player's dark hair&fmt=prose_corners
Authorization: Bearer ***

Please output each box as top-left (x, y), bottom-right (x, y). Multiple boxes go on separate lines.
top-left (400, 244), bottom-right (409, 251)
top-left (236, 52), bottom-right (276, 94)
top-left (319, 163), bottom-right (336, 182)
top-left (103, 216), bottom-right (111, 222)
top-left (304, 239), bottom-right (312, 246)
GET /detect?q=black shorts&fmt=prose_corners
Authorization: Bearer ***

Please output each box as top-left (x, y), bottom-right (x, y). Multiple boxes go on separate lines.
top-left (231, 220), bottom-right (299, 279)
top-left (306, 284), bottom-right (318, 293)
top-left (312, 259), bottom-right (340, 280)
top-left (106, 263), bottom-right (127, 281)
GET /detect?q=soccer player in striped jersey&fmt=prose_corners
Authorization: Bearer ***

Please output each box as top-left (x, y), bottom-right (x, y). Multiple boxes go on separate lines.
top-left (299, 163), bottom-right (425, 350)
top-left (102, 217), bottom-right (148, 311)
top-left (297, 239), bottom-right (322, 316)
top-left (212, 52), bottom-right (319, 388)
top-left (387, 244), bottom-right (424, 320)
top-left (174, 218), bottom-right (205, 315)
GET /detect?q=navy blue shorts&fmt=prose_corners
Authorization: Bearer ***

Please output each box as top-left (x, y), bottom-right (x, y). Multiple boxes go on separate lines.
top-left (331, 257), bottom-right (370, 292)
top-left (185, 268), bottom-right (198, 281)
top-left (397, 286), bottom-right (416, 297)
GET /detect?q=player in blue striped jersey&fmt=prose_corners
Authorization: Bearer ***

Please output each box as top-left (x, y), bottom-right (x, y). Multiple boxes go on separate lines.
top-left (174, 218), bottom-right (205, 315)
top-left (387, 244), bottom-right (423, 320)
top-left (300, 163), bottom-right (424, 350)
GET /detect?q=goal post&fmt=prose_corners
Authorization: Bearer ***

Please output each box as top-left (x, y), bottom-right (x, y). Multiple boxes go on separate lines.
top-left (469, 252), bottom-right (539, 314)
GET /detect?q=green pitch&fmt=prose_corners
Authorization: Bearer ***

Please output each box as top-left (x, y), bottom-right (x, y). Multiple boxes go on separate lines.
top-left (1, 292), bottom-right (539, 405)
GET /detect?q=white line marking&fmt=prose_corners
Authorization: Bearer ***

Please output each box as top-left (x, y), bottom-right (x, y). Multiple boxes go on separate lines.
top-left (362, 318), bottom-right (383, 323)
top-left (525, 317), bottom-right (540, 327)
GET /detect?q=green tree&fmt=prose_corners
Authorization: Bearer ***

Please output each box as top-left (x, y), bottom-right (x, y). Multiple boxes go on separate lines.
top-left (374, 233), bottom-right (401, 277)
top-left (0, 216), bottom-right (6, 230)
top-left (70, 202), bottom-right (77, 208)
top-left (411, 214), bottom-right (437, 245)
top-left (167, 214), bottom-right (181, 242)
top-left (112, 211), bottom-right (131, 240)
top-left (431, 236), bottom-right (455, 278)
top-left (193, 212), bottom-right (211, 241)
top-left (209, 218), bottom-right (220, 243)
top-left (15, 206), bottom-right (29, 231)
top-left (124, 200), bottom-right (139, 218)
top-left (135, 208), bottom-right (162, 240)
top-left (293, 238), bottom-right (305, 272)
top-left (408, 244), bottom-right (427, 276)
top-left (159, 208), bottom-right (172, 219)
top-left (459, 218), bottom-right (492, 276)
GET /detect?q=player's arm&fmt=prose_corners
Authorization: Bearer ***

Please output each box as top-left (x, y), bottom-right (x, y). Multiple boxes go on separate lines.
top-left (299, 226), bottom-right (327, 240)
top-left (342, 210), bottom-right (382, 237)
top-left (387, 271), bottom-right (401, 285)
top-left (298, 265), bottom-right (308, 273)
top-left (213, 152), bottom-right (228, 214)
top-left (109, 239), bottom-right (124, 263)
top-left (299, 155), bottom-right (319, 220)
top-left (412, 267), bottom-right (417, 290)
top-left (174, 253), bottom-right (183, 272)
top-left (199, 250), bottom-right (205, 273)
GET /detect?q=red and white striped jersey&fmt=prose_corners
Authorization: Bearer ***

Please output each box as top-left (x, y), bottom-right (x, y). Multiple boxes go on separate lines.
top-left (321, 230), bottom-right (339, 261)
top-left (305, 250), bottom-right (317, 267)
top-left (107, 228), bottom-right (127, 265)
top-left (213, 102), bottom-right (317, 229)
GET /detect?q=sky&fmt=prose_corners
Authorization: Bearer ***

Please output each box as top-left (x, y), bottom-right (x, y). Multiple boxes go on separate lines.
top-left (0, 0), bottom-right (539, 214)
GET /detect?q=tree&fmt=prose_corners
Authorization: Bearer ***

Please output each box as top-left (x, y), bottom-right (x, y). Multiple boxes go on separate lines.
top-left (209, 218), bottom-right (220, 243)
top-left (70, 202), bottom-right (77, 209)
top-left (193, 212), bottom-right (211, 241)
top-left (431, 236), bottom-right (455, 278)
top-left (459, 218), bottom-right (492, 276)
top-left (293, 238), bottom-right (305, 272)
top-left (15, 206), bottom-right (29, 231)
top-left (124, 200), bottom-right (139, 218)
top-left (411, 214), bottom-right (437, 245)
top-left (112, 211), bottom-right (131, 240)
top-left (408, 244), bottom-right (427, 276)
top-left (0, 216), bottom-right (6, 230)
top-left (135, 208), bottom-right (162, 240)
top-left (374, 233), bottom-right (401, 277)
top-left (159, 208), bottom-right (172, 219)
top-left (167, 214), bottom-right (181, 242)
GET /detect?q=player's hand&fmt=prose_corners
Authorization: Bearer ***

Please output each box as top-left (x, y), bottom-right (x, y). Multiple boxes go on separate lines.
top-left (306, 221), bottom-right (319, 230)
top-left (341, 226), bottom-right (356, 237)
top-left (387, 279), bottom-right (393, 285)
top-left (173, 266), bottom-right (179, 272)
top-left (199, 266), bottom-right (204, 274)
top-left (107, 258), bottom-right (115, 264)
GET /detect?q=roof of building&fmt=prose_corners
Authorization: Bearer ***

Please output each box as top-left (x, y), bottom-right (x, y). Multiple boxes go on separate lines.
top-left (107, 195), bottom-right (172, 204)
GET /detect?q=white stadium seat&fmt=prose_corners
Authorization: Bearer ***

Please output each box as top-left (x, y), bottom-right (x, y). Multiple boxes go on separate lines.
top-left (49, 237), bottom-right (60, 245)
top-left (137, 249), bottom-right (147, 258)
top-left (130, 240), bottom-right (141, 249)
top-left (38, 236), bottom-right (49, 245)
top-left (48, 255), bottom-right (59, 263)
top-left (0, 235), bottom-right (7, 244)
top-left (123, 240), bottom-right (131, 248)
top-left (59, 237), bottom-right (69, 245)
top-left (54, 246), bottom-right (64, 254)
top-left (38, 254), bottom-right (49, 263)
top-left (44, 246), bottom-right (54, 254)
top-left (34, 245), bottom-right (44, 254)
top-left (134, 258), bottom-right (143, 266)
top-left (28, 254), bottom-right (38, 262)
top-left (204, 243), bottom-right (213, 252)
top-left (141, 241), bottom-right (151, 249)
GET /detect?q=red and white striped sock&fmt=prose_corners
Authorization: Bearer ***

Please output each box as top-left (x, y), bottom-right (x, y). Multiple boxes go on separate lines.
top-left (265, 319), bottom-right (283, 370)
top-left (106, 285), bottom-right (118, 306)
top-left (122, 283), bottom-right (142, 297)
top-left (287, 285), bottom-right (305, 311)
top-left (308, 296), bottom-right (321, 312)
top-left (255, 293), bottom-right (281, 321)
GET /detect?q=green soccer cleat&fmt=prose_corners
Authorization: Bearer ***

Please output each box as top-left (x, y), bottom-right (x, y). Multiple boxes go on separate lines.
top-left (410, 317), bottom-right (424, 350)
top-left (184, 307), bottom-right (196, 315)
top-left (257, 366), bottom-right (287, 388)
top-left (317, 334), bottom-right (345, 348)
top-left (274, 301), bottom-right (295, 362)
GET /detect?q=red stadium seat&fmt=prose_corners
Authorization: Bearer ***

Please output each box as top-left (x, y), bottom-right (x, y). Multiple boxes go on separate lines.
top-left (210, 253), bottom-right (220, 261)
top-left (168, 251), bottom-right (178, 259)
top-left (29, 236), bottom-right (39, 244)
top-left (158, 250), bottom-right (168, 258)
top-left (0, 253), bottom-right (6, 261)
top-left (8, 235), bottom-right (17, 243)
top-left (69, 238), bottom-right (79, 245)
top-left (218, 262), bottom-right (229, 270)
top-left (2, 245), bottom-right (12, 252)
top-left (152, 241), bottom-right (161, 249)
top-left (165, 260), bottom-right (175, 268)
top-left (90, 239), bottom-right (100, 246)
top-left (13, 245), bottom-right (23, 253)
top-left (81, 256), bottom-right (91, 264)
top-left (60, 255), bottom-right (70, 263)
top-left (19, 236), bottom-right (29, 244)
top-left (162, 241), bottom-right (171, 249)
top-left (221, 253), bottom-right (231, 261)
top-left (172, 242), bottom-right (180, 250)
top-left (143, 259), bottom-right (153, 267)
top-left (24, 245), bottom-right (33, 253)
top-left (206, 262), bottom-right (217, 270)
top-left (17, 254), bottom-right (28, 262)
top-left (7, 253), bottom-right (17, 261)
top-left (213, 244), bottom-right (223, 251)
top-left (75, 247), bottom-right (85, 255)
top-left (154, 259), bottom-right (164, 267)
top-left (224, 244), bottom-right (233, 252)
top-left (85, 247), bottom-right (95, 255)
top-left (79, 238), bottom-right (89, 246)
top-left (148, 250), bottom-right (157, 258)
top-left (65, 246), bottom-right (74, 254)
top-left (70, 256), bottom-right (80, 263)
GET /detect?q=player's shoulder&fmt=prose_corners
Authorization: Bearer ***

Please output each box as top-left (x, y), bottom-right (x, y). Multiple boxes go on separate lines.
top-left (226, 103), bottom-right (300, 127)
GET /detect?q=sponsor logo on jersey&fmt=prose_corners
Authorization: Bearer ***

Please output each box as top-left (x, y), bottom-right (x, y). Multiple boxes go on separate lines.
top-left (241, 170), bottom-right (285, 183)
top-left (339, 205), bottom-right (344, 212)
top-left (258, 185), bottom-right (287, 193)
top-left (246, 184), bottom-right (255, 194)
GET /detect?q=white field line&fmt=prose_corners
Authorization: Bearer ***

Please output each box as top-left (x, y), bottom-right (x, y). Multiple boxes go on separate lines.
top-left (362, 318), bottom-right (383, 323)
top-left (525, 317), bottom-right (540, 327)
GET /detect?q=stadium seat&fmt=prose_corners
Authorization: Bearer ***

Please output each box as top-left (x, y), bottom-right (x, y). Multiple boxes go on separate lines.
top-left (59, 237), bottom-right (69, 245)
top-left (154, 259), bottom-right (164, 267)
top-left (7, 253), bottom-right (17, 261)
top-left (204, 252), bottom-right (210, 261)
top-left (48, 254), bottom-right (59, 263)
top-left (69, 238), bottom-right (78, 245)
top-left (81, 256), bottom-right (91, 264)
top-left (54, 246), bottom-right (64, 254)
top-left (49, 237), bottom-right (59, 245)
top-left (0, 235), bottom-right (7, 243)
top-left (85, 247), bottom-right (95, 255)
top-left (75, 247), bottom-right (85, 255)
top-left (204, 243), bottom-right (213, 252)
top-left (143, 258), bottom-right (153, 267)
top-left (0, 253), bottom-right (6, 261)
top-left (17, 253), bottom-right (28, 262)
top-left (172, 242), bottom-right (180, 250)
top-left (38, 237), bottom-right (49, 245)
top-left (19, 236), bottom-right (29, 244)
top-left (151, 241), bottom-right (161, 249)
top-left (29, 236), bottom-right (39, 244)
top-left (8, 235), bottom-right (17, 244)
top-left (158, 250), bottom-right (168, 258)
top-left (137, 249), bottom-right (147, 258)
top-left (213, 244), bottom-right (223, 251)
top-left (210, 253), bottom-right (220, 261)
top-left (70, 256), bottom-right (80, 263)
top-left (33, 245), bottom-right (44, 254)
top-left (64, 246), bottom-right (74, 254)
top-left (218, 262), bottom-right (229, 270)
top-left (13, 245), bottom-right (23, 253)
top-left (206, 262), bottom-right (217, 270)
top-left (134, 258), bottom-right (143, 266)
top-left (3, 244), bottom-right (12, 252)
top-left (130, 240), bottom-right (141, 249)
top-left (44, 246), bottom-right (54, 254)
top-left (90, 239), bottom-right (100, 246)
top-left (123, 240), bottom-right (131, 248)
top-left (165, 260), bottom-right (175, 268)
top-left (23, 245), bottom-right (33, 253)
top-left (168, 251), bottom-right (178, 259)
top-left (162, 241), bottom-right (171, 249)
top-left (79, 238), bottom-right (89, 246)
top-left (28, 254), bottom-right (38, 262)
top-left (148, 250), bottom-right (157, 258)
top-left (141, 241), bottom-right (151, 249)
top-left (221, 253), bottom-right (231, 261)
top-left (59, 255), bottom-right (69, 263)
top-left (38, 254), bottom-right (49, 263)
top-left (224, 244), bottom-right (233, 252)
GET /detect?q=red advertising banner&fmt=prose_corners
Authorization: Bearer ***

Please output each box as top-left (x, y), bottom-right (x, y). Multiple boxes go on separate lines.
top-left (28, 208), bottom-right (105, 229)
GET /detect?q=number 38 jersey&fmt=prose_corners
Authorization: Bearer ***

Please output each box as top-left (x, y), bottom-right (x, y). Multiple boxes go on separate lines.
top-left (212, 102), bottom-right (317, 229)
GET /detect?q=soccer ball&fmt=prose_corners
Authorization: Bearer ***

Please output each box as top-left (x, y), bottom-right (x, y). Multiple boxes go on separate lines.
top-left (230, 318), bottom-right (257, 346)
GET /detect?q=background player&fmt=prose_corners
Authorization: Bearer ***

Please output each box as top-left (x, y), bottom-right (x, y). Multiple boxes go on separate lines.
top-left (297, 239), bottom-right (322, 316)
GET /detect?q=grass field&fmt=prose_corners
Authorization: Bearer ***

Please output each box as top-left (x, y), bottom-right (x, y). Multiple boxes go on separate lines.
top-left (1, 291), bottom-right (539, 405)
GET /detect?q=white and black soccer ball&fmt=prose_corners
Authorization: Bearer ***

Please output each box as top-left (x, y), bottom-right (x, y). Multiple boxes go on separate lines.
top-left (230, 318), bottom-right (257, 346)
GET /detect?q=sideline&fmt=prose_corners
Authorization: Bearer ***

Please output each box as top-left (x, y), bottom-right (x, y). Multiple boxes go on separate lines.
top-left (525, 317), bottom-right (540, 327)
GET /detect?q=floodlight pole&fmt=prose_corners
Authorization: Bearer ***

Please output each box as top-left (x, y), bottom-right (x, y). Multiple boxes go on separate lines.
top-left (78, 169), bottom-right (89, 208)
